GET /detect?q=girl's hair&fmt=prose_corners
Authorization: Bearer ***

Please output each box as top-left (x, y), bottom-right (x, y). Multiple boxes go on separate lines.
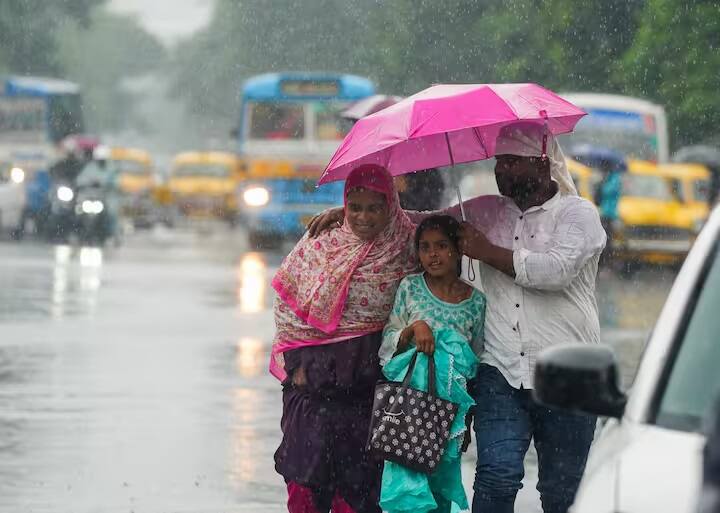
top-left (414, 215), bottom-right (461, 253)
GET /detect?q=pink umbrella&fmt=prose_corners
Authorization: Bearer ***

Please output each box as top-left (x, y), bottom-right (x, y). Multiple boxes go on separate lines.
top-left (320, 83), bottom-right (585, 192)
top-left (341, 94), bottom-right (403, 121)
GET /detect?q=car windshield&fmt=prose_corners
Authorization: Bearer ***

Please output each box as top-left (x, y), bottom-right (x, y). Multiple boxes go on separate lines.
top-left (115, 159), bottom-right (149, 175)
top-left (693, 179), bottom-right (710, 202)
top-left (655, 243), bottom-right (720, 432)
top-left (173, 163), bottom-right (229, 178)
top-left (622, 174), bottom-right (673, 201)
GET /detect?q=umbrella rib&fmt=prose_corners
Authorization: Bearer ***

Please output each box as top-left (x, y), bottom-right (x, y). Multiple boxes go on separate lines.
top-left (472, 127), bottom-right (489, 159)
top-left (444, 132), bottom-right (455, 166)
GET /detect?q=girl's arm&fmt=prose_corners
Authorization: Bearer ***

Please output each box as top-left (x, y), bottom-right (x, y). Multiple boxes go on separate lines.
top-left (380, 280), bottom-right (411, 366)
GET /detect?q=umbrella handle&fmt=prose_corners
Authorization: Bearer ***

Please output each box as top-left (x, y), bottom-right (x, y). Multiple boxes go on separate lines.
top-left (454, 182), bottom-right (476, 282)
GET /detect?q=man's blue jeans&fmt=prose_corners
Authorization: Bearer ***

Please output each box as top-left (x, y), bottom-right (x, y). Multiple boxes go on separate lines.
top-left (471, 364), bottom-right (596, 513)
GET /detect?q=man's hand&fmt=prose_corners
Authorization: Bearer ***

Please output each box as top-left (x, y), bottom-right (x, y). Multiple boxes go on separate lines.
top-left (458, 222), bottom-right (492, 260)
top-left (411, 320), bottom-right (435, 355)
top-left (459, 222), bottom-right (516, 278)
top-left (307, 207), bottom-right (344, 237)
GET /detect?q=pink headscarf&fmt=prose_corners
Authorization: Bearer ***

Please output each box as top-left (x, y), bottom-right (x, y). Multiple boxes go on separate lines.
top-left (270, 165), bottom-right (417, 380)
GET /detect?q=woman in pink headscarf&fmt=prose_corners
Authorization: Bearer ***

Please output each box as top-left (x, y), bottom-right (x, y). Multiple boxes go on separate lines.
top-left (271, 164), bottom-right (417, 513)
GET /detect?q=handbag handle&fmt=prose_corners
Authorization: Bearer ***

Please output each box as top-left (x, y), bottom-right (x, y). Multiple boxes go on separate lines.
top-left (400, 351), bottom-right (438, 398)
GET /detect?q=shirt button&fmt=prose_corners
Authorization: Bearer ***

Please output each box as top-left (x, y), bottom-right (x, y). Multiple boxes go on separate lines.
top-left (514, 236), bottom-right (519, 240)
top-left (520, 351), bottom-right (525, 357)
top-left (515, 303), bottom-right (520, 308)
top-left (519, 215), bottom-right (523, 220)
top-left (512, 327), bottom-right (517, 332)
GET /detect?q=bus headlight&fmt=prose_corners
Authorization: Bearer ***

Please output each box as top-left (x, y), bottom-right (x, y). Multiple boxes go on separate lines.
top-left (243, 186), bottom-right (270, 207)
top-left (57, 186), bottom-right (74, 202)
top-left (10, 167), bottom-right (25, 184)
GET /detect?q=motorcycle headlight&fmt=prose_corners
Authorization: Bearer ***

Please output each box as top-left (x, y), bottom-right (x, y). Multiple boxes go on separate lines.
top-left (57, 186), bottom-right (74, 202)
top-left (82, 200), bottom-right (104, 214)
top-left (243, 186), bottom-right (270, 207)
top-left (10, 167), bottom-right (24, 184)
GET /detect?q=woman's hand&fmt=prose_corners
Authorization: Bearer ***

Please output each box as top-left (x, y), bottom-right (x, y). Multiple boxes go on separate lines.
top-left (307, 207), bottom-right (344, 237)
top-left (291, 366), bottom-right (307, 387)
top-left (411, 320), bottom-right (435, 355)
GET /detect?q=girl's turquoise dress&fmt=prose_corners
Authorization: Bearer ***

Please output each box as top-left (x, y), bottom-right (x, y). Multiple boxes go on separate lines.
top-left (379, 273), bottom-right (486, 513)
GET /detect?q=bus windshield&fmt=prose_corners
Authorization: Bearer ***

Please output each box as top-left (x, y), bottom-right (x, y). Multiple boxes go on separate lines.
top-left (561, 111), bottom-right (659, 161)
top-left (246, 101), bottom-right (352, 142)
top-left (48, 93), bottom-right (84, 143)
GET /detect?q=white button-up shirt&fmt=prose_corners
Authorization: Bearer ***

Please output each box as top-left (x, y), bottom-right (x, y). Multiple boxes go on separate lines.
top-left (450, 191), bottom-right (606, 389)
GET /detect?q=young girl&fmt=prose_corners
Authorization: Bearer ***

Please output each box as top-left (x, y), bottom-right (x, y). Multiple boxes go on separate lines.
top-left (379, 215), bottom-right (486, 513)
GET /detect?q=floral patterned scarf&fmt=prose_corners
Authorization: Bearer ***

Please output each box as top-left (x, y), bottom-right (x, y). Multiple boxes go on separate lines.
top-left (270, 165), bottom-right (417, 380)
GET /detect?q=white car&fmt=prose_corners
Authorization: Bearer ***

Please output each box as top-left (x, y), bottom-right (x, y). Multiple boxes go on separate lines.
top-left (0, 162), bottom-right (26, 237)
top-left (534, 204), bottom-right (720, 513)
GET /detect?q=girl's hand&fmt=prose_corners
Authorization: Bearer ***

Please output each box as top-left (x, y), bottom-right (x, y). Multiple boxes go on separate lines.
top-left (291, 366), bottom-right (307, 387)
top-left (412, 320), bottom-right (435, 355)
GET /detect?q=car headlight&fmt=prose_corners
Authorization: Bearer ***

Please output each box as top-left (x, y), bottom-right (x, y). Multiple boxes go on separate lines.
top-left (57, 186), bottom-right (74, 202)
top-left (243, 186), bottom-right (270, 207)
top-left (10, 167), bottom-right (24, 184)
top-left (82, 200), bottom-right (104, 214)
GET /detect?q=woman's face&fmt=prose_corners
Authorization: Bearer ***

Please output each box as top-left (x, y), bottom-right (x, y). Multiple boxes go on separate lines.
top-left (418, 228), bottom-right (459, 278)
top-left (345, 188), bottom-right (390, 240)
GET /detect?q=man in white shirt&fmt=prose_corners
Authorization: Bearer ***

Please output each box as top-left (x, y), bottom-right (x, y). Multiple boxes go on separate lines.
top-left (455, 122), bottom-right (606, 513)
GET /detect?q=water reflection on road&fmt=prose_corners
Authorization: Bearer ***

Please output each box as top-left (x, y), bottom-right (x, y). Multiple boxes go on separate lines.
top-left (0, 229), bottom-right (675, 512)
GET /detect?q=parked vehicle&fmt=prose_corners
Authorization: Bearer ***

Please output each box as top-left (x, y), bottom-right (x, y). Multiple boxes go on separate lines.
top-left (567, 158), bottom-right (601, 202)
top-left (167, 151), bottom-right (244, 224)
top-left (534, 204), bottom-right (720, 513)
top-left (0, 160), bottom-right (26, 237)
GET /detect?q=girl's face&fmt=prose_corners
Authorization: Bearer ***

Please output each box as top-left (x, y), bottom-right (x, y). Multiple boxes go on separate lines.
top-left (345, 188), bottom-right (390, 241)
top-left (418, 228), bottom-right (459, 278)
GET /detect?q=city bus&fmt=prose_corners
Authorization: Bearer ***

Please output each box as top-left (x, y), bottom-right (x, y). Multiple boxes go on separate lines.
top-left (0, 76), bottom-right (85, 232)
top-left (559, 93), bottom-right (670, 164)
top-left (235, 72), bottom-right (375, 247)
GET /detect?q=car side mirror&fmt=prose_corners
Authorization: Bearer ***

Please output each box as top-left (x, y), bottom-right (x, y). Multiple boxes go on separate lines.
top-left (533, 344), bottom-right (627, 418)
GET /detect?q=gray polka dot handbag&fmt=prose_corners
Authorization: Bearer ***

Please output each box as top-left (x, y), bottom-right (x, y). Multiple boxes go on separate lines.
top-left (367, 352), bottom-right (458, 474)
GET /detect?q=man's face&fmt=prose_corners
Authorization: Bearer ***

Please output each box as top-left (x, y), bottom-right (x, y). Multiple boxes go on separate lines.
top-left (494, 154), bottom-right (546, 199)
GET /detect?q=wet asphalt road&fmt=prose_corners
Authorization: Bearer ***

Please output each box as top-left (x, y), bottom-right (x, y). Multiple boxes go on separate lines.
top-left (0, 226), bottom-right (676, 512)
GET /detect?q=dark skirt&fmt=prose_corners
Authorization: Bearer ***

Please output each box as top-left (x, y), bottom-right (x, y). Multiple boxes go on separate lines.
top-left (274, 331), bottom-right (384, 513)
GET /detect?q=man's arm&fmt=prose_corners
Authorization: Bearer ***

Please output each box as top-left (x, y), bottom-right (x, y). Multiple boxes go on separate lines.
top-left (514, 203), bottom-right (606, 290)
top-left (459, 201), bottom-right (606, 289)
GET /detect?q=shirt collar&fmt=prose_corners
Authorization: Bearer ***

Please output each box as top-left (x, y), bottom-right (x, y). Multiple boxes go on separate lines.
top-left (503, 188), bottom-right (563, 214)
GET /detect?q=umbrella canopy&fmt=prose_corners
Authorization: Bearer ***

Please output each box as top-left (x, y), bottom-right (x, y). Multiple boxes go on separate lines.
top-left (341, 94), bottom-right (402, 121)
top-left (567, 144), bottom-right (628, 173)
top-left (319, 83), bottom-right (585, 185)
top-left (672, 145), bottom-right (720, 170)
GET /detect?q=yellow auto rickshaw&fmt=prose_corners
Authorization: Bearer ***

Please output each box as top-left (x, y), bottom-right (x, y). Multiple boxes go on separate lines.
top-left (611, 160), bottom-right (695, 266)
top-left (656, 163), bottom-right (711, 235)
top-left (168, 151), bottom-right (245, 223)
top-left (109, 147), bottom-right (157, 228)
